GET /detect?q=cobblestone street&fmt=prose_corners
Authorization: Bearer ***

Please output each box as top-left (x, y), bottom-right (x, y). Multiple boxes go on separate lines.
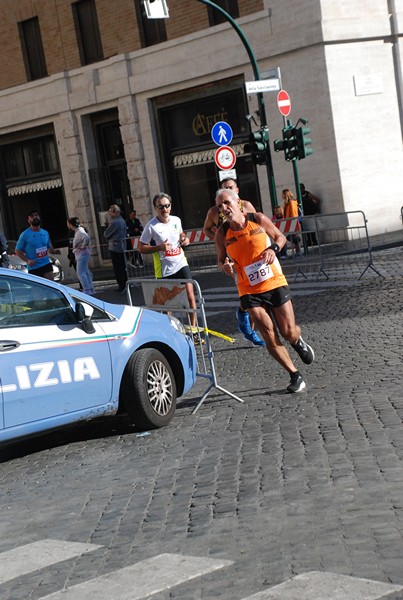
top-left (0, 247), bottom-right (403, 599)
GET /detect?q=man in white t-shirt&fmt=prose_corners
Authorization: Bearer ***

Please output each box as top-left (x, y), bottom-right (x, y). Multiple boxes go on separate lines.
top-left (139, 193), bottom-right (198, 331)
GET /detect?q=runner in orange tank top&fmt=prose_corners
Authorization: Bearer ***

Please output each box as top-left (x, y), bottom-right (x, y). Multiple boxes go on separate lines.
top-left (224, 216), bottom-right (288, 297)
top-left (215, 188), bottom-right (315, 394)
top-left (202, 177), bottom-right (265, 347)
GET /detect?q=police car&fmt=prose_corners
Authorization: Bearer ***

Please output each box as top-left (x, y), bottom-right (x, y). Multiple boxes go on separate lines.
top-left (0, 268), bottom-right (197, 444)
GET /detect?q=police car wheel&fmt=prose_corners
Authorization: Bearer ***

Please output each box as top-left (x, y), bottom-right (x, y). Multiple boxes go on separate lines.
top-left (121, 348), bottom-right (177, 429)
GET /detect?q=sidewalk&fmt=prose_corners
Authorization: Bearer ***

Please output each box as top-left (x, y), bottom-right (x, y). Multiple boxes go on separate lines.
top-left (367, 228), bottom-right (403, 250)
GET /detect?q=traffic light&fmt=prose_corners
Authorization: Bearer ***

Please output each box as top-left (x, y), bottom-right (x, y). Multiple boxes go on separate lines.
top-left (273, 126), bottom-right (298, 161)
top-left (296, 126), bottom-right (313, 159)
top-left (244, 127), bottom-right (269, 165)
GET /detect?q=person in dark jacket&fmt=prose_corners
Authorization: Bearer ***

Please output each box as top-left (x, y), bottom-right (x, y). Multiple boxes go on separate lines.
top-left (125, 209), bottom-right (144, 267)
top-left (104, 204), bottom-right (128, 292)
top-left (300, 183), bottom-right (321, 246)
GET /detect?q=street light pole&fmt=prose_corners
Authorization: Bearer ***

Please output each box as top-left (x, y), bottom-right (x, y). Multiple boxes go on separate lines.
top-left (195, 0), bottom-right (278, 209)
top-left (197, 1), bottom-right (264, 120)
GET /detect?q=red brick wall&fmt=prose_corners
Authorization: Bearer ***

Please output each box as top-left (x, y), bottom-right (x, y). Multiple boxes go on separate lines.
top-left (165, 1), bottom-right (209, 38)
top-left (0, 2), bottom-right (28, 88)
top-left (0, 0), bottom-right (264, 90)
top-left (95, 0), bottom-right (141, 59)
top-left (241, 0), bottom-right (264, 14)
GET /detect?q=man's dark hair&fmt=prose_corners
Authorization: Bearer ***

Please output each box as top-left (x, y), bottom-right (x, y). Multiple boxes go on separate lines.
top-left (220, 177), bottom-right (238, 188)
top-left (28, 209), bottom-right (39, 217)
top-left (152, 192), bottom-right (171, 207)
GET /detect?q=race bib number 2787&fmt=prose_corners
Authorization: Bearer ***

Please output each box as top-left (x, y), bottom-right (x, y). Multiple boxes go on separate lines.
top-left (243, 259), bottom-right (273, 286)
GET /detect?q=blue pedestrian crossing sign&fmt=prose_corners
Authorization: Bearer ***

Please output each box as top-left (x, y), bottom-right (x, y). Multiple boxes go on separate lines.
top-left (211, 121), bottom-right (233, 147)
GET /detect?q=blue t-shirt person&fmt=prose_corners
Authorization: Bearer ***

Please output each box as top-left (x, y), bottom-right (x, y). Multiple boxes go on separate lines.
top-left (16, 211), bottom-right (54, 277)
top-left (16, 228), bottom-right (52, 270)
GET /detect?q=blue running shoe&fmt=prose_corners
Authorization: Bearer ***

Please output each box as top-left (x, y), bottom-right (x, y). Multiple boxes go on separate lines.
top-left (236, 308), bottom-right (253, 336)
top-left (236, 309), bottom-right (265, 346)
top-left (244, 330), bottom-right (266, 347)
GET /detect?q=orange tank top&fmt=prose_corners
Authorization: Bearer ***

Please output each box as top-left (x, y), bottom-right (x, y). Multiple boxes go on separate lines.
top-left (224, 214), bottom-right (288, 297)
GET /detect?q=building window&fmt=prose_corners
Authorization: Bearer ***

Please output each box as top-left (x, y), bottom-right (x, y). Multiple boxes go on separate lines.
top-left (208, 0), bottom-right (239, 26)
top-left (134, 0), bottom-right (167, 47)
top-left (72, 0), bottom-right (103, 65)
top-left (3, 136), bottom-right (59, 181)
top-left (18, 17), bottom-right (48, 81)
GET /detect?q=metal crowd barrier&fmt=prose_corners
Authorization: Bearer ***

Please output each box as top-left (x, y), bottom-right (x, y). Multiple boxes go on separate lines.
top-left (282, 211), bottom-right (384, 282)
top-left (124, 236), bottom-right (217, 278)
top-left (123, 237), bottom-right (154, 278)
top-left (125, 277), bottom-right (244, 414)
top-left (123, 210), bottom-right (383, 282)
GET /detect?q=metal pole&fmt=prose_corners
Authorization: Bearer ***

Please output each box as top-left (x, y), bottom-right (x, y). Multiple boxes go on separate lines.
top-left (196, 0), bottom-right (277, 210)
top-left (292, 160), bottom-right (302, 211)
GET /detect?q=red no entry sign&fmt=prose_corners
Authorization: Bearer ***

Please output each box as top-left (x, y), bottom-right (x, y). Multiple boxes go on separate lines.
top-left (215, 146), bottom-right (236, 170)
top-left (277, 89), bottom-right (291, 117)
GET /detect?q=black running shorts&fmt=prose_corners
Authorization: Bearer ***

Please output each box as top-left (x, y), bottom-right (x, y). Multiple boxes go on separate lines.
top-left (164, 265), bottom-right (192, 280)
top-left (240, 285), bottom-right (292, 310)
top-left (29, 263), bottom-right (53, 278)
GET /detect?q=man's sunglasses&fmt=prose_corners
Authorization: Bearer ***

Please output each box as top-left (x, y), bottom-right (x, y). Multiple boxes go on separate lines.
top-left (156, 203), bottom-right (171, 209)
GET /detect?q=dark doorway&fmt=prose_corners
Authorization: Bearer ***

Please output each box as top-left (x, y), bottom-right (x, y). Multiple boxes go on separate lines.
top-left (94, 117), bottom-right (131, 219)
top-left (157, 82), bottom-right (261, 230)
top-left (88, 112), bottom-right (132, 259)
top-left (108, 164), bottom-right (132, 218)
top-left (7, 187), bottom-right (67, 247)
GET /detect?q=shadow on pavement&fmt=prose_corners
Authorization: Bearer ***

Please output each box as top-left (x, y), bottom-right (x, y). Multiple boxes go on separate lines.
top-left (0, 416), bottom-right (145, 463)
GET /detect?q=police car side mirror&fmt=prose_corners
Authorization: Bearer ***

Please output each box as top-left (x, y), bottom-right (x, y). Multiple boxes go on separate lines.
top-left (75, 302), bottom-right (85, 321)
top-left (75, 302), bottom-right (96, 334)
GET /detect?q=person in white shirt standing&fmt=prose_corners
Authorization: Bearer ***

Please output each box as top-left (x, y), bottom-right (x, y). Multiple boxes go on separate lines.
top-left (67, 217), bottom-right (95, 296)
top-left (139, 193), bottom-right (198, 332)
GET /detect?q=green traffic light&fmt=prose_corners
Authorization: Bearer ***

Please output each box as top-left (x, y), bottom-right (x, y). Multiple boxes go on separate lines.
top-left (283, 126), bottom-right (295, 140)
top-left (273, 128), bottom-right (297, 161)
top-left (244, 128), bottom-right (269, 164)
top-left (273, 139), bottom-right (285, 152)
top-left (296, 126), bottom-right (313, 160)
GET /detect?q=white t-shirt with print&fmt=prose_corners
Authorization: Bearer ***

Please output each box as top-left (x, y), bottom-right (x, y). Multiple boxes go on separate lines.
top-left (140, 215), bottom-right (188, 277)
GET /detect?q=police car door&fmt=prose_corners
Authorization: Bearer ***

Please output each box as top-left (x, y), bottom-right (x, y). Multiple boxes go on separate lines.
top-left (0, 273), bottom-right (112, 429)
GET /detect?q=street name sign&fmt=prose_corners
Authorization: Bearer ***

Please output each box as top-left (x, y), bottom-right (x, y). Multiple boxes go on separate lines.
top-left (245, 79), bottom-right (280, 94)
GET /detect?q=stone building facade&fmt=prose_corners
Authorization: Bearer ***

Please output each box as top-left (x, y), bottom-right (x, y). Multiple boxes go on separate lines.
top-left (0, 0), bottom-right (402, 266)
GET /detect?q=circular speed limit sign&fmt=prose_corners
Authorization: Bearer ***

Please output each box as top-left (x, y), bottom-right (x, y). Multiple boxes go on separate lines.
top-left (214, 146), bottom-right (236, 170)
